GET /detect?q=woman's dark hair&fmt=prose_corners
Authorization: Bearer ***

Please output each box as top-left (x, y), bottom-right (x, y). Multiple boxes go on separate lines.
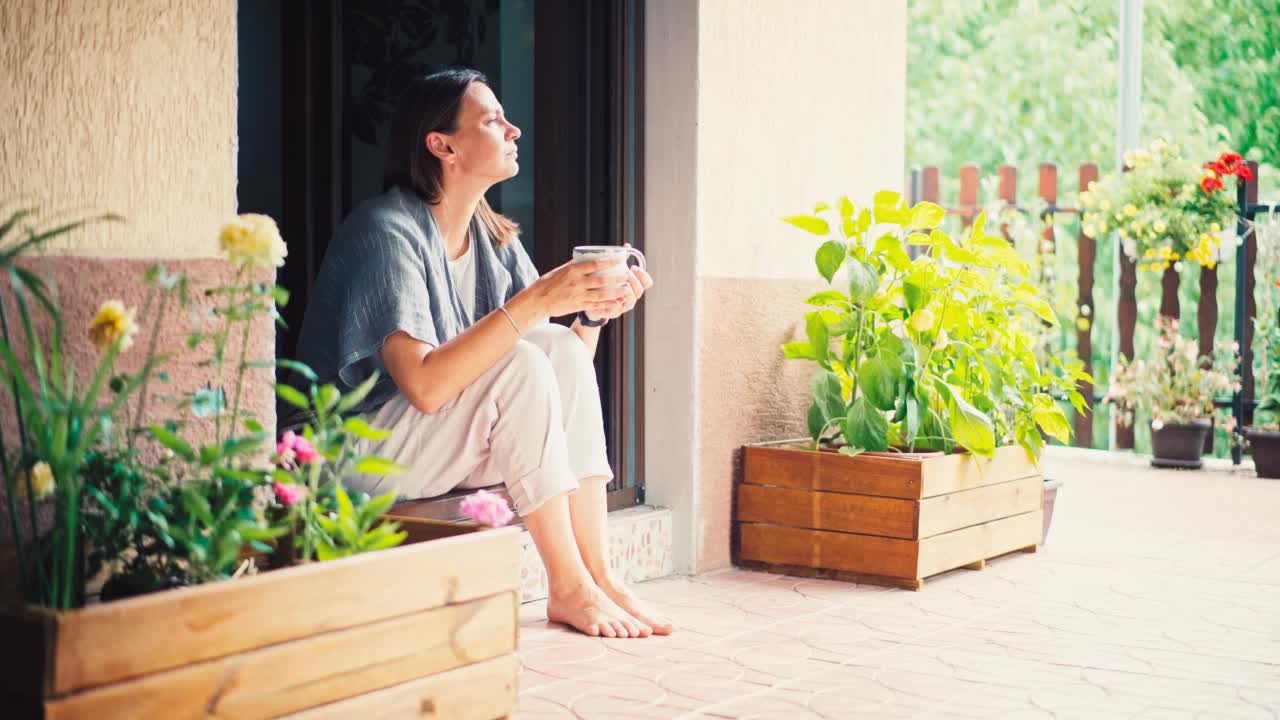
top-left (383, 68), bottom-right (518, 246)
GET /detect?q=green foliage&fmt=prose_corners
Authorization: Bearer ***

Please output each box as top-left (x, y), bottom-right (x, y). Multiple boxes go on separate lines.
top-left (313, 486), bottom-right (407, 561)
top-left (780, 193), bottom-right (1091, 460)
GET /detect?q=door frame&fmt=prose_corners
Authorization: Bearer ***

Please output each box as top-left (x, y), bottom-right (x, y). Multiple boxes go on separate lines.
top-left (276, 0), bottom-right (645, 511)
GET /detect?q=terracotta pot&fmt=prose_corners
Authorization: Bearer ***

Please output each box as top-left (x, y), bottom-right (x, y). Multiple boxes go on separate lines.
top-left (1041, 478), bottom-right (1061, 544)
top-left (1247, 429), bottom-right (1280, 479)
top-left (1149, 419), bottom-right (1212, 469)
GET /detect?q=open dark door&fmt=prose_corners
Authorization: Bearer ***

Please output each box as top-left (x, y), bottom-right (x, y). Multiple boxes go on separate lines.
top-left (237, 0), bottom-right (644, 514)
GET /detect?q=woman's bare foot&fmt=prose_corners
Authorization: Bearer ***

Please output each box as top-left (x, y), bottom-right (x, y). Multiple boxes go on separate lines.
top-left (598, 576), bottom-right (676, 635)
top-left (546, 580), bottom-right (652, 638)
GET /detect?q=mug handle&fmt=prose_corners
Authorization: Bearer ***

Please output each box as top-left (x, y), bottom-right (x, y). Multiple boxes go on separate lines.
top-left (624, 247), bottom-right (646, 272)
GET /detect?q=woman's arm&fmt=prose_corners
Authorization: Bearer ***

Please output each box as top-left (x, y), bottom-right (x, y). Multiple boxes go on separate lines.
top-left (381, 259), bottom-right (623, 414)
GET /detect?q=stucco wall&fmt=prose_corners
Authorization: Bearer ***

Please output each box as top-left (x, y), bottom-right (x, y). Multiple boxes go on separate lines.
top-left (645, 0), bottom-right (907, 573)
top-left (0, 2), bottom-right (274, 545)
top-left (0, 0), bottom-right (237, 258)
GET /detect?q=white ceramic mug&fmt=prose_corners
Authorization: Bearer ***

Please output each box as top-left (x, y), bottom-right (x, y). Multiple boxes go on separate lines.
top-left (572, 245), bottom-right (646, 288)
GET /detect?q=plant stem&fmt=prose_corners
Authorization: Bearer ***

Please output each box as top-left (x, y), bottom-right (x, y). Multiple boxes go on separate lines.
top-left (228, 281), bottom-right (254, 443)
top-left (213, 268), bottom-right (244, 446)
top-left (129, 290), bottom-right (169, 456)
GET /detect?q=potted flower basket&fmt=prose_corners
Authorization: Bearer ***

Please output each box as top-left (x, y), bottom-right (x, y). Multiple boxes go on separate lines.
top-left (0, 211), bottom-right (520, 719)
top-left (1104, 316), bottom-right (1239, 470)
top-left (736, 192), bottom-right (1091, 590)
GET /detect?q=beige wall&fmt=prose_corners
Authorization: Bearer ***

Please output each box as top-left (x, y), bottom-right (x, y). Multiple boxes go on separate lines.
top-left (0, 0), bottom-right (237, 258)
top-left (697, 0), bottom-right (907, 280)
top-left (645, 0), bottom-right (907, 573)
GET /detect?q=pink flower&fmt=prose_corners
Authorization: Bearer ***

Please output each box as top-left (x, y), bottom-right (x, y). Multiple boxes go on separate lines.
top-left (292, 434), bottom-right (320, 464)
top-left (274, 481), bottom-right (307, 507)
top-left (276, 431), bottom-right (322, 469)
top-left (459, 489), bottom-right (515, 527)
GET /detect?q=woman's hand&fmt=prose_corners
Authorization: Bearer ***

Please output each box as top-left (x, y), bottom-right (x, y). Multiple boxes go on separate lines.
top-left (525, 258), bottom-right (628, 319)
top-left (585, 245), bottom-right (654, 322)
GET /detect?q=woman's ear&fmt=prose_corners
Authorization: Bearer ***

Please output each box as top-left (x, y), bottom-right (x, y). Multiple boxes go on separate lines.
top-left (425, 132), bottom-right (454, 162)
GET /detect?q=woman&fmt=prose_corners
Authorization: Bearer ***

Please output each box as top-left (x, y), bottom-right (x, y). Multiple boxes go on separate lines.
top-left (295, 69), bottom-right (668, 639)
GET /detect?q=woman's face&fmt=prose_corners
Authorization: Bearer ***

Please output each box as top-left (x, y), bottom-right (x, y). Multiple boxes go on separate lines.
top-left (433, 82), bottom-right (521, 184)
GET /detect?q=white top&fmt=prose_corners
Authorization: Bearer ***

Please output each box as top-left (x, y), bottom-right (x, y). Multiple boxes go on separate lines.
top-left (447, 237), bottom-right (477, 323)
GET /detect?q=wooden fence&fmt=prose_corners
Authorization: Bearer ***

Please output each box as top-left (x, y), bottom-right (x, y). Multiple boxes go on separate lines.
top-left (908, 161), bottom-right (1266, 459)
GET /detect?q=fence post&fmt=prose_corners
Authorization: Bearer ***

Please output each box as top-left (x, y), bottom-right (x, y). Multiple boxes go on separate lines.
top-left (1234, 160), bottom-right (1261, 463)
top-left (997, 164), bottom-right (1017, 239)
top-left (1075, 164), bottom-right (1098, 448)
top-left (1116, 242), bottom-right (1138, 451)
top-left (959, 164), bottom-right (979, 228)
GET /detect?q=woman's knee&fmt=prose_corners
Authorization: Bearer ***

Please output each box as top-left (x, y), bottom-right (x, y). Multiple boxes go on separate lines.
top-left (532, 323), bottom-right (595, 378)
top-left (506, 338), bottom-right (553, 373)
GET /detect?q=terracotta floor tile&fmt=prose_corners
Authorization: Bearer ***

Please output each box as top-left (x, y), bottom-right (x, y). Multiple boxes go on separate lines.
top-left (514, 452), bottom-right (1280, 719)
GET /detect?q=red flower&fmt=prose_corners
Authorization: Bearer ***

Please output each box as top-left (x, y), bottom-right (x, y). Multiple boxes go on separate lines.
top-left (1200, 175), bottom-right (1225, 194)
top-left (1237, 165), bottom-right (1254, 181)
top-left (1216, 151), bottom-right (1243, 174)
top-left (1205, 160), bottom-right (1228, 176)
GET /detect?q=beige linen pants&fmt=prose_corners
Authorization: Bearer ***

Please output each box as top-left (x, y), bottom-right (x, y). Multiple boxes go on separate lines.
top-left (349, 323), bottom-right (613, 515)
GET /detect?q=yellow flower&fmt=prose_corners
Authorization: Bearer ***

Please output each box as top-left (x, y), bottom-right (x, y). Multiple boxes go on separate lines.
top-left (1153, 220), bottom-right (1167, 233)
top-left (1123, 204), bottom-right (1138, 217)
top-left (87, 300), bottom-right (138, 352)
top-left (1144, 249), bottom-right (1155, 259)
top-left (1209, 222), bottom-right (1221, 233)
top-left (1119, 229), bottom-right (1129, 239)
top-left (18, 462), bottom-right (56, 501)
top-left (908, 308), bottom-right (935, 333)
top-left (219, 214), bottom-right (287, 268)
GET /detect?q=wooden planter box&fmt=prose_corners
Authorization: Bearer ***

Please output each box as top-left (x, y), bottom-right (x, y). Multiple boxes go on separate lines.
top-left (0, 518), bottom-right (521, 720)
top-left (735, 441), bottom-right (1043, 590)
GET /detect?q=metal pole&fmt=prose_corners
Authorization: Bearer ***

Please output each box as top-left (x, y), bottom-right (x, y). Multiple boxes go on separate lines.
top-left (1111, 0), bottom-right (1143, 448)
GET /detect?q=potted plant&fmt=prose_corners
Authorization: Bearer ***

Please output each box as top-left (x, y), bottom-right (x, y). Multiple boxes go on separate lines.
top-left (1248, 322), bottom-right (1280, 478)
top-left (1104, 316), bottom-right (1240, 469)
top-left (735, 191), bottom-right (1091, 589)
top-left (1080, 139), bottom-right (1247, 273)
top-left (0, 209), bottom-right (520, 718)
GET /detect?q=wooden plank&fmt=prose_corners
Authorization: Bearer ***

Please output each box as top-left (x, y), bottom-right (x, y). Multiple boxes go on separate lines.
top-left (1160, 265), bottom-right (1180, 320)
top-left (0, 606), bottom-right (55, 699)
top-left (46, 593), bottom-right (516, 719)
top-left (1198, 267), bottom-right (1219, 365)
top-left (734, 559), bottom-right (923, 591)
top-left (917, 476), bottom-right (1043, 538)
top-left (282, 653), bottom-right (519, 720)
top-left (736, 484), bottom-right (918, 539)
top-left (1039, 163), bottom-right (1058, 259)
top-left (1116, 246), bottom-right (1138, 450)
top-left (742, 445), bottom-right (924, 499)
top-left (917, 510), bottom-right (1043, 578)
top-left (959, 164), bottom-right (979, 228)
top-left (1075, 163), bottom-right (1098, 447)
top-left (737, 523), bottom-right (919, 580)
top-left (922, 166), bottom-right (940, 203)
top-left (47, 526), bottom-right (521, 695)
top-left (917, 445), bottom-right (1040, 498)
top-left (1242, 161), bottom-right (1260, 418)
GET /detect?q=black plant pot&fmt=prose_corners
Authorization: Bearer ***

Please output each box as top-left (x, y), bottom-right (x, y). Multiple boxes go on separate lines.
top-left (1150, 420), bottom-right (1212, 469)
top-left (1247, 429), bottom-right (1280, 479)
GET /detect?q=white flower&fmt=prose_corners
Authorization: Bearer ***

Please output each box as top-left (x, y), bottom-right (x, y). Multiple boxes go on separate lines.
top-left (1151, 419), bottom-right (1165, 431)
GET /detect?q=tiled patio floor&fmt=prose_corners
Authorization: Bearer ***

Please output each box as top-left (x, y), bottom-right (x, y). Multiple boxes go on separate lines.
top-left (513, 449), bottom-right (1280, 719)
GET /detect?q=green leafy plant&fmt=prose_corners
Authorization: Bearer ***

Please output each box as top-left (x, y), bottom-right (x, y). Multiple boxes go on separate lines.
top-left (3, 208), bottom-right (411, 610)
top-left (313, 486), bottom-right (407, 561)
top-left (781, 191), bottom-right (1090, 460)
top-left (1103, 315), bottom-right (1240, 431)
top-left (1253, 324), bottom-right (1280, 431)
top-left (271, 361), bottom-right (407, 564)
